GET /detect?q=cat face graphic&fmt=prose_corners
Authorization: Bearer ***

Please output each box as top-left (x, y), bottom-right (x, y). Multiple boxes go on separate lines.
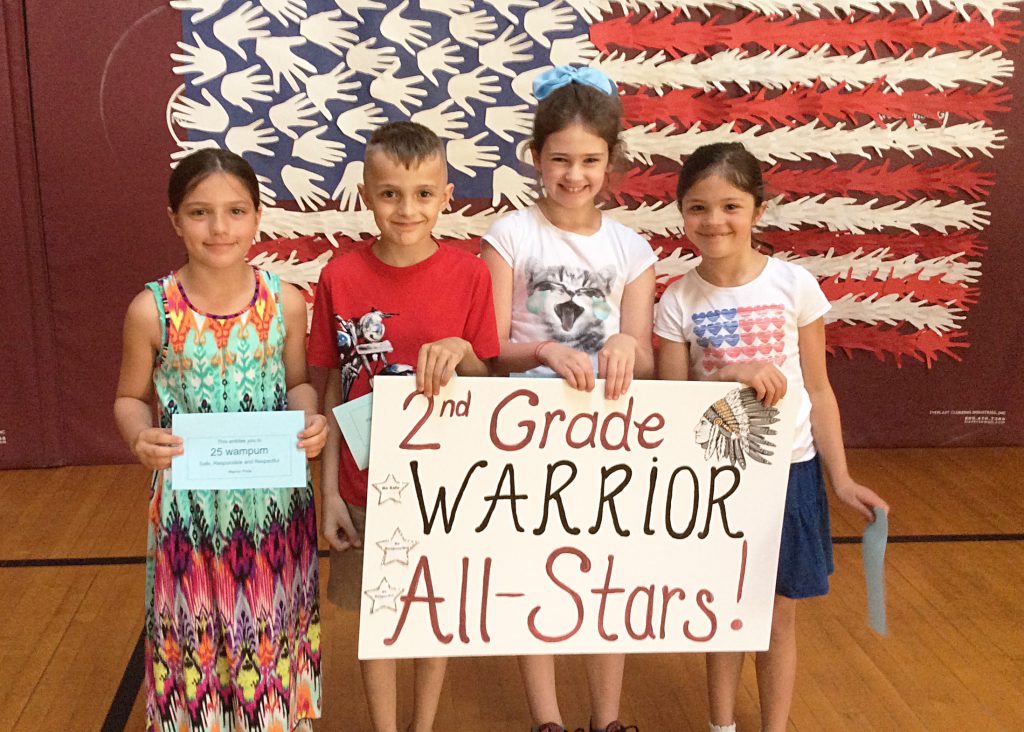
top-left (525, 262), bottom-right (614, 351)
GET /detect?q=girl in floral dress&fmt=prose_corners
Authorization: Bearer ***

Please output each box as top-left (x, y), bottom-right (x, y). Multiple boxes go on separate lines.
top-left (115, 149), bottom-right (326, 731)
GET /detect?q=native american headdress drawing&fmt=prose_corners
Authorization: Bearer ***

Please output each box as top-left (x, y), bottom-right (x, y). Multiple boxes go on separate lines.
top-left (695, 388), bottom-right (780, 470)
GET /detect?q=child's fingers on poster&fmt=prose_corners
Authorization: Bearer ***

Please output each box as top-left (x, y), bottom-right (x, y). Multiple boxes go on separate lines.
top-left (416, 341), bottom-right (441, 394)
top-left (602, 357), bottom-right (618, 400)
top-left (562, 353), bottom-right (594, 392)
top-left (757, 371), bottom-right (782, 406)
top-left (610, 349), bottom-right (636, 399)
top-left (423, 355), bottom-right (450, 396)
top-left (601, 353), bottom-right (627, 401)
top-left (599, 337), bottom-right (636, 400)
top-left (542, 344), bottom-right (594, 392)
top-left (437, 356), bottom-right (456, 389)
top-left (552, 361), bottom-right (575, 389)
top-left (620, 366), bottom-right (634, 397)
top-left (613, 359), bottom-right (634, 400)
top-left (728, 362), bottom-right (787, 406)
top-left (559, 360), bottom-right (587, 391)
top-left (416, 340), bottom-right (462, 396)
top-left (415, 349), bottom-right (428, 394)
top-left (578, 359), bottom-right (596, 392)
top-left (766, 365), bottom-right (787, 406)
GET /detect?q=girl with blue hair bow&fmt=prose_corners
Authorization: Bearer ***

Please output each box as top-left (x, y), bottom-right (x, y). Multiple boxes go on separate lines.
top-left (481, 65), bottom-right (656, 732)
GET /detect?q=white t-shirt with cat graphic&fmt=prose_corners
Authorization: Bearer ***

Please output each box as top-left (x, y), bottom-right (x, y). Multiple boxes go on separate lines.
top-left (483, 205), bottom-right (657, 376)
top-left (654, 257), bottom-right (831, 462)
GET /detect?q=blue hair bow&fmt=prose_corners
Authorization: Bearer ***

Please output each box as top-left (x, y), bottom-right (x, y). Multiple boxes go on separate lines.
top-left (533, 65), bottom-right (617, 101)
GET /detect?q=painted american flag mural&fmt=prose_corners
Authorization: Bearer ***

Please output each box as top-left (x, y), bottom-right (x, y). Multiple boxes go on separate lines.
top-left (168, 0), bottom-right (1023, 367)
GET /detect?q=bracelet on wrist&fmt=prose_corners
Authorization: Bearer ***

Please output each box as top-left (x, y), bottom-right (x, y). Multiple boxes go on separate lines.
top-left (534, 340), bottom-right (554, 364)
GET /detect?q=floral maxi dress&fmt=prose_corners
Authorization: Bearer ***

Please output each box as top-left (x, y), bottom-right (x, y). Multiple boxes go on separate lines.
top-left (144, 270), bottom-right (321, 732)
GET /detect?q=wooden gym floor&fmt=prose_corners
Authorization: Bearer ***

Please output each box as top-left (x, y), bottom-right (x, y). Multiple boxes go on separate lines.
top-left (1, 448), bottom-right (1022, 731)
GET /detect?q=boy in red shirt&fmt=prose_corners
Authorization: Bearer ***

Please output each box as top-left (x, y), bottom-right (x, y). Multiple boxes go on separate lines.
top-left (307, 121), bottom-right (499, 731)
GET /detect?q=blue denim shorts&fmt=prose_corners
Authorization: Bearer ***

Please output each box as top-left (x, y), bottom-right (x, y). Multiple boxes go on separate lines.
top-left (776, 454), bottom-right (834, 599)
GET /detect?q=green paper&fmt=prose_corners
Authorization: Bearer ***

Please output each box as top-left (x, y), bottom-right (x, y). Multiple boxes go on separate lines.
top-left (333, 393), bottom-right (374, 470)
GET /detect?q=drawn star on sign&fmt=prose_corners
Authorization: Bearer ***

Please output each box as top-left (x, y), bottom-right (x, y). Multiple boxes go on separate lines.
top-left (372, 473), bottom-right (408, 505)
top-left (376, 527), bottom-right (418, 566)
top-left (364, 577), bottom-right (403, 613)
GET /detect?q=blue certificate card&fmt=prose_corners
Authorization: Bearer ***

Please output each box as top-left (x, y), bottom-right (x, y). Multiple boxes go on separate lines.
top-left (171, 411), bottom-right (306, 491)
top-left (332, 393), bottom-right (373, 470)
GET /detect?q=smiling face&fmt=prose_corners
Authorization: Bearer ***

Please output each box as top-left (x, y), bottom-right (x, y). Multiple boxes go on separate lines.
top-left (679, 173), bottom-right (768, 264)
top-left (359, 150), bottom-right (453, 258)
top-left (167, 172), bottom-right (261, 270)
top-left (532, 122), bottom-right (610, 212)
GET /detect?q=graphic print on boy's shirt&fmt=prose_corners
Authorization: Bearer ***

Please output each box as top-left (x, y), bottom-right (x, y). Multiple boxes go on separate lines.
top-left (334, 308), bottom-right (413, 403)
top-left (524, 258), bottom-right (614, 353)
top-left (694, 304), bottom-right (787, 374)
top-left (308, 242), bottom-right (502, 507)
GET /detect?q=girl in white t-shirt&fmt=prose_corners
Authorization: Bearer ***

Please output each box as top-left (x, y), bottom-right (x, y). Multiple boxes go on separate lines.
top-left (654, 142), bottom-right (889, 732)
top-left (481, 65), bottom-right (656, 732)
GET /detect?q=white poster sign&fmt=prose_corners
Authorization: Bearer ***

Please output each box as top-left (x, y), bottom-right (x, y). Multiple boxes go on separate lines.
top-left (359, 377), bottom-right (796, 660)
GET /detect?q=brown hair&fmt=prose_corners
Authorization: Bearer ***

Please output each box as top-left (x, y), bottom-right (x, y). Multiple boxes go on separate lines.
top-left (168, 148), bottom-right (260, 212)
top-left (676, 142), bottom-right (773, 254)
top-left (365, 121), bottom-right (446, 168)
top-left (531, 82), bottom-right (623, 156)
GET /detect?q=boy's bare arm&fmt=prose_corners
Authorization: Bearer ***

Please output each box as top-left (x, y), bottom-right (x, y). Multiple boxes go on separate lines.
top-left (317, 367), bottom-right (361, 551)
top-left (318, 368), bottom-right (343, 500)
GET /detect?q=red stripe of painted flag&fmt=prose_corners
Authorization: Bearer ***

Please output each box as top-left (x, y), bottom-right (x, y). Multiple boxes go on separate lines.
top-left (620, 83), bottom-right (1011, 129)
top-left (646, 231), bottom-right (985, 258)
top-left (609, 160), bottom-right (994, 203)
top-left (825, 322), bottom-right (968, 366)
top-left (764, 161), bottom-right (993, 201)
top-left (818, 273), bottom-right (977, 309)
top-left (590, 11), bottom-right (1022, 58)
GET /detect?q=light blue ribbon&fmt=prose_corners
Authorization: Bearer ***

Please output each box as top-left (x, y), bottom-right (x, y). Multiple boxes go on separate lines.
top-left (862, 506), bottom-right (889, 635)
top-left (533, 65), bottom-right (617, 101)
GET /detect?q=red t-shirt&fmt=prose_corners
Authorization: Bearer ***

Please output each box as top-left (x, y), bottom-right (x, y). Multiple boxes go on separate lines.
top-left (307, 241), bottom-right (500, 506)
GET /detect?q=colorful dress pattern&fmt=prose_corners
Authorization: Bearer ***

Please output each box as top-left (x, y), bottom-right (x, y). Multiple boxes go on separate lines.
top-left (144, 269), bottom-right (321, 732)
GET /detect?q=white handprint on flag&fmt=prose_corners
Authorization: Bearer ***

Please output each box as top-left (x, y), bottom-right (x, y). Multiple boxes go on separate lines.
top-left (212, 2), bottom-right (271, 60)
top-left (221, 65), bottom-right (274, 113)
